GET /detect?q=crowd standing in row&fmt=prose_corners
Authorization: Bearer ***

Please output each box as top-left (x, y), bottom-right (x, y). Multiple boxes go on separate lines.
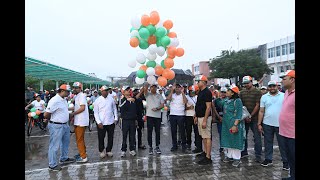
top-left (25, 70), bottom-right (295, 180)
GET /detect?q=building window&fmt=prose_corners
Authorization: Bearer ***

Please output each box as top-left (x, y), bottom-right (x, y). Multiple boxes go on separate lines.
top-left (276, 46), bottom-right (280, 56)
top-left (270, 48), bottom-right (275, 58)
top-left (279, 66), bottom-right (284, 73)
top-left (289, 42), bottom-right (295, 54)
top-left (282, 44), bottom-right (287, 55)
top-left (194, 66), bottom-right (199, 72)
top-left (286, 65), bottom-right (291, 71)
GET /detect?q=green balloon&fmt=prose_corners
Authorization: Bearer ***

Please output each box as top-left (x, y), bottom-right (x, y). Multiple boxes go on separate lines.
top-left (30, 107), bottom-right (36, 112)
top-left (138, 27), bottom-right (150, 39)
top-left (146, 25), bottom-right (156, 35)
top-left (155, 27), bottom-right (167, 38)
top-left (89, 105), bottom-right (94, 110)
top-left (156, 38), bottom-right (162, 47)
top-left (139, 39), bottom-right (149, 49)
top-left (33, 115), bottom-right (39, 119)
top-left (161, 36), bottom-right (171, 47)
top-left (161, 60), bottom-right (166, 69)
top-left (136, 70), bottom-right (146, 78)
top-left (146, 60), bottom-right (156, 68)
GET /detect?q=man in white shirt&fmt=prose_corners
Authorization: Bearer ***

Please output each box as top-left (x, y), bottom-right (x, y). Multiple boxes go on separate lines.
top-left (166, 83), bottom-right (187, 152)
top-left (25, 94), bottom-right (47, 130)
top-left (44, 84), bottom-right (75, 171)
top-left (70, 82), bottom-right (89, 163)
top-left (94, 86), bottom-right (118, 158)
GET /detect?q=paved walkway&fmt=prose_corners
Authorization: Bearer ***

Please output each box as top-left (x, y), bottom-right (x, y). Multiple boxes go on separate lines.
top-left (25, 112), bottom-right (289, 179)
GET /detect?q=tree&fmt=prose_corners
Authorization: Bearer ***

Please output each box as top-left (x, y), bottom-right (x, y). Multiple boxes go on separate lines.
top-left (209, 49), bottom-right (273, 85)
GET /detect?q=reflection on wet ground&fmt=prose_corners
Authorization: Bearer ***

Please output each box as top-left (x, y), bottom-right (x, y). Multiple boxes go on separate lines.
top-left (25, 112), bottom-right (289, 179)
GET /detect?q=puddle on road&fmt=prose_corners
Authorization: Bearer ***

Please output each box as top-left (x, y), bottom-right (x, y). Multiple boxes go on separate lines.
top-left (25, 142), bottom-right (47, 160)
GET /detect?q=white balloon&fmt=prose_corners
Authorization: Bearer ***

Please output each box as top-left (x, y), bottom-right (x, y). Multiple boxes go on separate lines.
top-left (157, 46), bottom-right (166, 56)
top-left (146, 67), bottom-right (155, 76)
top-left (136, 53), bottom-right (146, 64)
top-left (68, 103), bottom-right (74, 108)
top-left (155, 19), bottom-right (163, 28)
top-left (146, 52), bottom-right (157, 61)
top-left (135, 77), bottom-right (145, 84)
top-left (31, 112), bottom-right (36, 117)
top-left (142, 100), bottom-right (147, 107)
top-left (128, 60), bottom-right (136, 68)
top-left (148, 44), bottom-right (157, 54)
top-left (147, 75), bottom-right (156, 85)
top-left (130, 30), bottom-right (140, 38)
top-left (169, 38), bottom-right (179, 47)
top-left (131, 16), bottom-right (141, 29)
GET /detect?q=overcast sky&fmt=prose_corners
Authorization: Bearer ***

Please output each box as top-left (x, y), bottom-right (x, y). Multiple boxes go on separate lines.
top-left (25, 0), bottom-right (295, 81)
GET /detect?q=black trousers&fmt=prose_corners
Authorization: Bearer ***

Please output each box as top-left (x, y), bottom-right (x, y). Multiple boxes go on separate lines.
top-left (136, 117), bottom-right (144, 147)
top-left (185, 116), bottom-right (202, 150)
top-left (121, 120), bottom-right (136, 151)
top-left (97, 123), bottom-right (115, 152)
top-left (170, 115), bottom-right (187, 148)
top-left (147, 116), bottom-right (161, 148)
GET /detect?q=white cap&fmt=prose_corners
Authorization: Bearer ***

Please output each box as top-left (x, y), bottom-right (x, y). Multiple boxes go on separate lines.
top-left (260, 86), bottom-right (267, 90)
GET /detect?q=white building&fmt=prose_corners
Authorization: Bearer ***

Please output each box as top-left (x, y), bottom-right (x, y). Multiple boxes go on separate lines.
top-left (266, 35), bottom-right (295, 83)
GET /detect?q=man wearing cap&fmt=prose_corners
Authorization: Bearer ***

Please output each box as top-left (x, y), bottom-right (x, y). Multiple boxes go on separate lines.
top-left (70, 82), bottom-right (89, 163)
top-left (90, 90), bottom-right (100, 104)
top-left (194, 75), bottom-right (214, 165)
top-left (44, 84), bottom-right (75, 171)
top-left (239, 75), bottom-right (263, 162)
top-left (212, 86), bottom-right (228, 153)
top-left (257, 80), bottom-right (288, 170)
top-left (143, 83), bottom-right (165, 155)
top-left (25, 93), bottom-right (47, 130)
top-left (278, 70), bottom-right (295, 180)
top-left (166, 83), bottom-right (188, 152)
top-left (185, 85), bottom-right (202, 153)
top-left (260, 86), bottom-right (268, 95)
top-left (133, 88), bottom-right (147, 150)
top-left (93, 86), bottom-right (118, 158)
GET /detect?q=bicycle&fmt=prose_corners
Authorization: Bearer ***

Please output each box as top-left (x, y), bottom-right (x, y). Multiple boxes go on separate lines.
top-left (69, 116), bottom-right (75, 133)
top-left (88, 112), bottom-right (95, 131)
top-left (26, 110), bottom-right (45, 136)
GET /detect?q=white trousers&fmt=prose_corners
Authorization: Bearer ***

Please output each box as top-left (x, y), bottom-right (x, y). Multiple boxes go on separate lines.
top-left (226, 148), bottom-right (241, 160)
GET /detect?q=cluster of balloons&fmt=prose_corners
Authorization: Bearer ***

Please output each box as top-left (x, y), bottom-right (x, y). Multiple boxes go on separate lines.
top-left (28, 107), bottom-right (41, 119)
top-left (128, 11), bottom-right (185, 87)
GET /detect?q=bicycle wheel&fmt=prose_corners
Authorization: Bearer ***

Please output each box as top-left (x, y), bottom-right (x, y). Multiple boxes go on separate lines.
top-left (69, 120), bottom-right (75, 133)
top-left (88, 115), bottom-right (94, 131)
top-left (27, 118), bottom-right (33, 136)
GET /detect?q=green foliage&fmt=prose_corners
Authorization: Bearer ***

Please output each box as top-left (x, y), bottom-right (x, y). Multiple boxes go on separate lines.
top-left (209, 49), bottom-right (273, 81)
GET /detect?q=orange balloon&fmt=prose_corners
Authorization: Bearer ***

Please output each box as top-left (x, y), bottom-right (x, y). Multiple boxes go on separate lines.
top-left (168, 54), bottom-right (175, 59)
top-left (167, 31), bottom-right (177, 38)
top-left (130, 37), bottom-right (139, 47)
top-left (139, 65), bottom-right (148, 72)
top-left (141, 14), bottom-right (150, 26)
top-left (163, 20), bottom-right (173, 30)
top-left (164, 58), bottom-right (174, 68)
top-left (148, 35), bottom-right (157, 44)
top-left (150, 11), bottom-right (160, 25)
top-left (35, 110), bottom-right (41, 115)
top-left (28, 112), bottom-right (32, 117)
top-left (167, 47), bottom-right (176, 57)
top-left (155, 65), bottom-right (164, 76)
top-left (164, 106), bottom-right (168, 111)
top-left (157, 76), bottom-right (167, 87)
top-left (167, 69), bottom-right (175, 80)
top-left (176, 48), bottom-right (185, 57)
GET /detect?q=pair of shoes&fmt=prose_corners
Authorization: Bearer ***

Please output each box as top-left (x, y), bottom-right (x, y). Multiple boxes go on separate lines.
top-left (59, 157), bottom-right (75, 164)
top-left (241, 151), bottom-right (249, 158)
top-left (155, 146), bottom-right (161, 154)
top-left (170, 147), bottom-right (178, 152)
top-left (76, 156), bottom-right (88, 163)
top-left (282, 162), bottom-right (290, 171)
top-left (196, 152), bottom-right (206, 158)
top-left (261, 159), bottom-right (273, 167)
top-left (106, 151), bottom-right (113, 157)
top-left (149, 147), bottom-right (153, 155)
top-left (192, 148), bottom-right (203, 154)
top-left (129, 150), bottom-right (136, 156)
top-left (120, 151), bottom-right (126, 157)
top-left (161, 122), bottom-right (164, 125)
top-left (49, 165), bottom-right (62, 171)
top-left (223, 157), bottom-right (234, 163)
top-left (255, 156), bottom-right (262, 163)
top-left (232, 160), bottom-right (241, 167)
top-left (219, 148), bottom-right (224, 153)
top-left (138, 145), bottom-right (146, 149)
top-left (197, 157), bottom-right (212, 165)
top-left (100, 151), bottom-right (106, 158)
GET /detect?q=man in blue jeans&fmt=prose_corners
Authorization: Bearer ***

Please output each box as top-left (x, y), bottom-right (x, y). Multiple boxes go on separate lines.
top-left (257, 81), bottom-right (289, 170)
top-left (44, 84), bottom-right (75, 171)
top-left (166, 83), bottom-right (188, 152)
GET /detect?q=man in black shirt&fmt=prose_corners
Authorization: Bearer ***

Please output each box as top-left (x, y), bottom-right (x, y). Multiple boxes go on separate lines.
top-left (194, 75), bottom-right (214, 165)
top-left (133, 88), bottom-right (147, 150)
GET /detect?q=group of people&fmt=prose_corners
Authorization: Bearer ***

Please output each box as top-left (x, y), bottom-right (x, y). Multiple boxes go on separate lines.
top-left (34, 69), bottom-right (295, 180)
